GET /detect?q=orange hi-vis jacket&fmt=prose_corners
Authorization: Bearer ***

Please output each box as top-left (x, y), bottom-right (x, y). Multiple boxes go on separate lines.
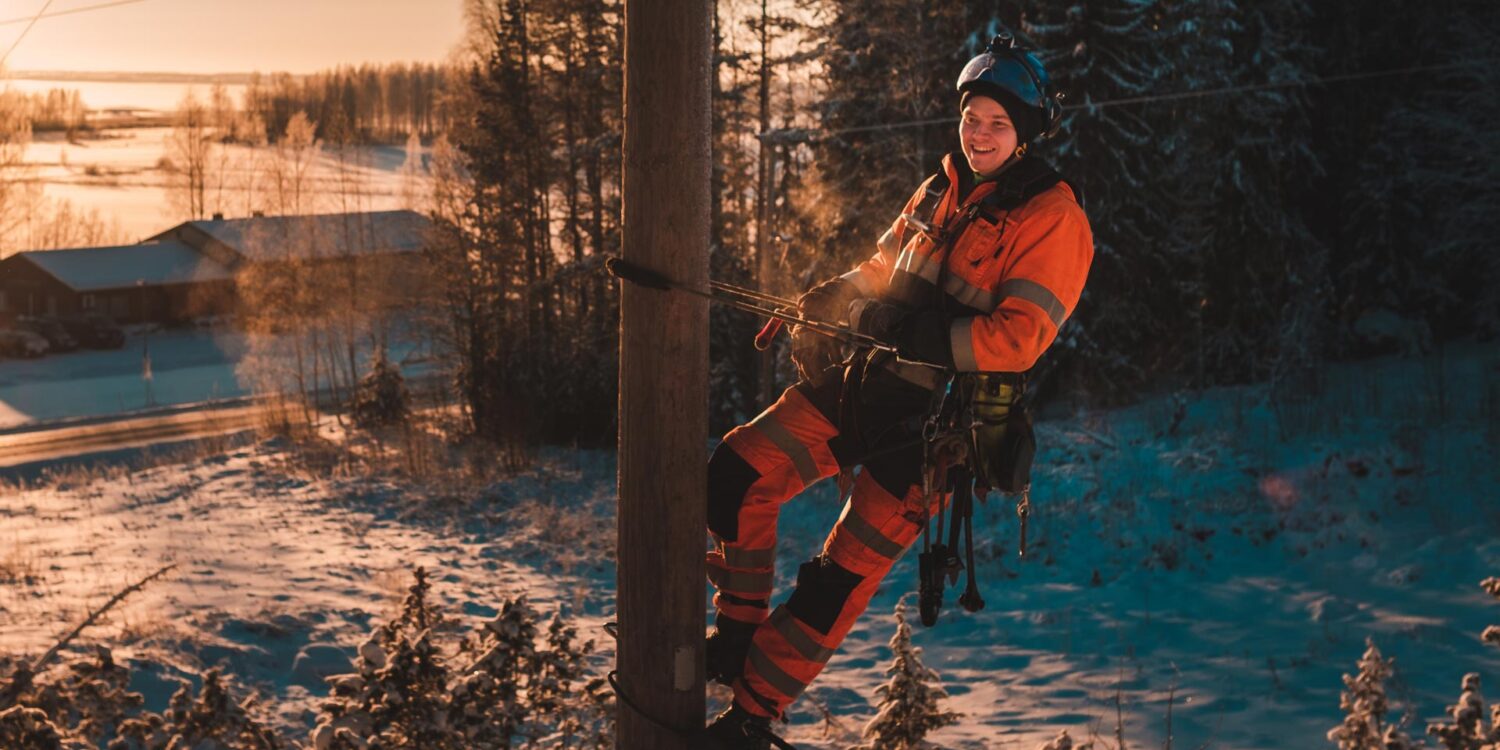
top-left (839, 152), bottom-right (1093, 376)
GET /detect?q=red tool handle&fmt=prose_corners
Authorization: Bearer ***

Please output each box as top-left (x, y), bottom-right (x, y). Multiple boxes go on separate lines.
top-left (754, 318), bottom-right (784, 351)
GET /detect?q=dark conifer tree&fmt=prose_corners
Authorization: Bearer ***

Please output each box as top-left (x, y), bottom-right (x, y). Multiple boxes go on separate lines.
top-left (1337, 1), bottom-right (1500, 345)
top-left (1020, 0), bottom-right (1180, 398)
top-left (803, 0), bottom-right (970, 274)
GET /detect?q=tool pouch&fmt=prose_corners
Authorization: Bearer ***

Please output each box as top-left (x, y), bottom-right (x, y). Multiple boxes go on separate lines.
top-left (965, 373), bottom-right (1035, 495)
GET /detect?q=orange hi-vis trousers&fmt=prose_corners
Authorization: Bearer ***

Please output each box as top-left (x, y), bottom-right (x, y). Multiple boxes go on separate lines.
top-left (706, 360), bottom-right (943, 719)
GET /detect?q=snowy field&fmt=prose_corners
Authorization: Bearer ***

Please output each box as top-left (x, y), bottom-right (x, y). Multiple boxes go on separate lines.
top-left (22, 126), bottom-right (415, 241)
top-left (1, 345), bottom-right (1497, 748)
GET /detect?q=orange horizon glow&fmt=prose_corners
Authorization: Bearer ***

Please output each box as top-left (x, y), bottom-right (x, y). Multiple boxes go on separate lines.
top-left (1, 0), bottom-right (467, 76)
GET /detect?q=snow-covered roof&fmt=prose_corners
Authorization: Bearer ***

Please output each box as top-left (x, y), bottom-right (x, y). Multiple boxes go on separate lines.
top-left (186, 210), bottom-right (432, 264)
top-left (18, 241), bottom-right (235, 292)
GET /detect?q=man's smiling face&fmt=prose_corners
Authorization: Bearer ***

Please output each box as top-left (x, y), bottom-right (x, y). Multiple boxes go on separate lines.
top-left (959, 94), bottom-right (1018, 176)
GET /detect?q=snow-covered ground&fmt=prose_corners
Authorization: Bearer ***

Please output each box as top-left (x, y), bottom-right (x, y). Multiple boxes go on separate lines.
top-left (22, 127), bottom-right (416, 241)
top-left (0, 325), bottom-right (437, 431)
top-left (1, 345), bottom-right (1496, 749)
top-left (0, 329), bottom-right (248, 429)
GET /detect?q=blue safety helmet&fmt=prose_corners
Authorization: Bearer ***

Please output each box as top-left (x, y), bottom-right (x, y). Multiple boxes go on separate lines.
top-left (956, 31), bottom-right (1063, 144)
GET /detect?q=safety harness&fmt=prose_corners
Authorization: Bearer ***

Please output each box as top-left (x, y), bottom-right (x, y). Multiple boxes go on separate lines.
top-left (867, 155), bottom-right (1066, 627)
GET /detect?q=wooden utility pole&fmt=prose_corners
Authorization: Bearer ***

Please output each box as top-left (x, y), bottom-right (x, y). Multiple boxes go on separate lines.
top-left (618, 0), bottom-right (711, 747)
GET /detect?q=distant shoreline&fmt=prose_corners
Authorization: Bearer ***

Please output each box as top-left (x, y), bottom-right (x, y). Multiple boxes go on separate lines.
top-left (7, 71), bottom-right (257, 85)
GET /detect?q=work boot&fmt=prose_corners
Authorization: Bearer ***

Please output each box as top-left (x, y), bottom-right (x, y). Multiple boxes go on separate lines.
top-left (705, 617), bottom-right (758, 686)
top-left (701, 704), bottom-right (774, 750)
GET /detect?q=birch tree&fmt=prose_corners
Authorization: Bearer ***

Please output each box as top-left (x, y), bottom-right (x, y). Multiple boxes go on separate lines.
top-left (168, 92), bottom-right (214, 220)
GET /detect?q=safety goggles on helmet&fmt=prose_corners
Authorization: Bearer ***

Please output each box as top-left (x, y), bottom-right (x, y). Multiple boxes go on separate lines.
top-left (956, 31), bottom-right (1063, 142)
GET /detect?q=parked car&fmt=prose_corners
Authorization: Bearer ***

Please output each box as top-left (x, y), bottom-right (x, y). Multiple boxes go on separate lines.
top-left (15, 316), bottom-right (79, 353)
top-left (0, 328), bottom-right (50, 358)
top-left (58, 313), bottom-right (126, 349)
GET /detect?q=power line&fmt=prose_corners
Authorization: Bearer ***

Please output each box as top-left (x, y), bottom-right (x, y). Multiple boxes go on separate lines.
top-left (785, 58), bottom-right (1495, 142)
top-left (0, 0), bottom-right (147, 28)
top-left (0, 0), bottom-right (55, 69)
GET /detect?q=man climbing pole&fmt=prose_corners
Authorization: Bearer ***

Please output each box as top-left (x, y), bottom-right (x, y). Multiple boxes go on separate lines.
top-left (701, 30), bottom-right (1095, 748)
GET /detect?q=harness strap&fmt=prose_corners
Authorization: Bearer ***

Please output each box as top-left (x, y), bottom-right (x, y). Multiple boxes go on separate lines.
top-left (909, 170), bottom-right (951, 235)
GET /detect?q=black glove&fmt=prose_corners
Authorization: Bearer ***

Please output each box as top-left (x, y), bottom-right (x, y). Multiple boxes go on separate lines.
top-left (797, 277), bottom-right (860, 324)
top-left (848, 298), bottom-right (907, 342)
top-left (892, 309), bottom-right (957, 369)
top-left (850, 300), bottom-right (958, 369)
top-left (790, 278), bottom-right (861, 386)
top-left (790, 326), bottom-right (842, 386)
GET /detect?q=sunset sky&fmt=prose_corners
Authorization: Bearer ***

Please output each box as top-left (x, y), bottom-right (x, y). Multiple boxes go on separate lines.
top-left (2, 0), bottom-right (467, 75)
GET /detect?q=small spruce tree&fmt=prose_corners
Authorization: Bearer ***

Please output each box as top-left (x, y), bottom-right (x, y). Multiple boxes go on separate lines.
top-left (528, 612), bottom-right (596, 747)
top-left (1327, 638), bottom-right (1420, 750)
top-left (446, 595), bottom-right (539, 748)
top-left (111, 669), bottom-right (281, 750)
top-left (1425, 578), bottom-right (1500, 750)
top-left (1482, 578), bottom-right (1500, 649)
top-left (312, 567), bottom-right (460, 749)
top-left (13, 646), bottom-right (143, 746)
top-left (313, 569), bottom-right (612, 750)
top-left (856, 602), bottom-right (961, 750)
top-left (350, 347), bottom-right (410, 429)
top-left (0, 705), bottom-right (65, 750)
top-left (1427, 673), bottom-right (1497, 750)
top-left (1038, 729), bottom-right (1094, 750)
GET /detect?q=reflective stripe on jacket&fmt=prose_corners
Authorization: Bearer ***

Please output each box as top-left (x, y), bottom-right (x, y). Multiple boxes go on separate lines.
top-left (841, 153), bottom-right (1093, 373)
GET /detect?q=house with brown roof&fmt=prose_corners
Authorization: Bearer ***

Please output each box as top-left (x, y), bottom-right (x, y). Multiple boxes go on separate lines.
top-left (0, 210), bottom-right (433, 325)
top-left (0, 240), bottom-right (235, 324)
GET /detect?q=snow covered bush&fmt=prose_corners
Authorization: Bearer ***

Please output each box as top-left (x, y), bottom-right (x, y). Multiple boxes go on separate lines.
top-left (311, 567), bottom-right (611, 749)
top-left (854, 602), bottom-right (960, 750)
top-left (351, 348), bottom-right (410, 429)
top-left (1483, 578), bottom-right (1500, 649)
top-left (1425, 579), bottom-right (1500, 749)
top-left (1327, 638), bottom-right (1420, 749)
top-left (445, 594), bottom-right (539, 747)
top-left (109, 668), bottom-right (282, 750)
top-left (1037, 729), bottom-right (1093, 750)
top-left (1331, 577), bottom-right (1500, 749)
top-left (19, 647), bottom-right (143, 746)
top-left (313, 566), bottom-right (460, 748)
top-left (1426, 673), bottom-right (1499, 749)
top-left (0, 704), bottom-right (67, 749)
top-left (0, 647), bottom-right (203, 750)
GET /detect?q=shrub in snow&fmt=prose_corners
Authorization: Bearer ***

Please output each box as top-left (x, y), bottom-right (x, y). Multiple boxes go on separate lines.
top-left (6, 646), bottom-right (143, 747)
top-left (314, 567), bottom-right (458, 748)
top-left (1426, 673), bottom-right (1498, 749)
top-left (1483, 578), bottom-right (1500, 648)
top-left (855, 602), bottom-right (961, 750)
top-left (312, 567), bottom-right (613, 749)
top-left (1425, 579), bottom-right (1500, 749)
top-left (1327, 638), bottom-right (1421, 750)
top-left (351, 348), bottom-right (410, 429)
top-left (1037, 729), bottom-right (1093, 750)
top-left (525, 613), bottom-right (608, 748)
top-left (446, 594), bottom-right (539, 747)
top-left (0, 704), bottom-right (67, 749)
top-left (109, 668), bottom-right (281, 750)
